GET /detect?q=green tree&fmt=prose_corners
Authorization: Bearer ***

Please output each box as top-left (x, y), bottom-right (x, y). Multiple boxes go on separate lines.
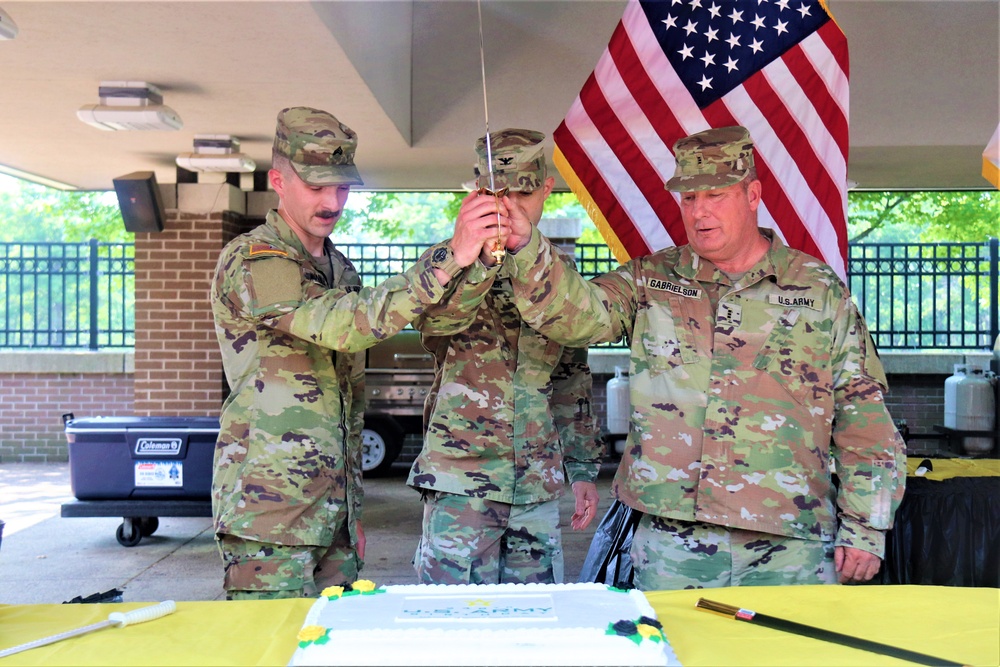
top-left (847, 190), bottom-right (998, 244)
top-left (919, 190), bottom-right (1000, 243)
top-left (336, 191), bottom-right (464, 243)
top-left (0, 175), bottom-right (126, 243)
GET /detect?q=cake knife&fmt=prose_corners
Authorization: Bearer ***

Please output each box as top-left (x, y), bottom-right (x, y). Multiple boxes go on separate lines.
top-left (0, 600), bottom-right (176, 658)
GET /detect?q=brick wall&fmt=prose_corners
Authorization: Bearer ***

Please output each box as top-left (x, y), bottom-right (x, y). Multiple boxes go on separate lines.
top-left (881, 375), bottom-right (947, 435)
top-left (0, 370), bottom-right (133, 462)
top-left (132, 209), bottom-right (231, 416)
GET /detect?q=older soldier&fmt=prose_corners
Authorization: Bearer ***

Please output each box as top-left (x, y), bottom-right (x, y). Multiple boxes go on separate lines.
top-left (408, 129), bottom-right (604, 585)
top-left (497, 126), bottom-right (906, 590)
top-left (210, 107), bottom-right (501, 600)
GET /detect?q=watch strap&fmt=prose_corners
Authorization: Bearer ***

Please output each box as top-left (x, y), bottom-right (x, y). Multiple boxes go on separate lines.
top-left (430, 242), bottom-right (462, 278)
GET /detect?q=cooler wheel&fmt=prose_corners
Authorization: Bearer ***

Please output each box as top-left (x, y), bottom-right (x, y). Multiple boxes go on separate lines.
top-left (138, 517), bottom-right (159, 537)
top-left (116, 518), bottom-right (143, 547)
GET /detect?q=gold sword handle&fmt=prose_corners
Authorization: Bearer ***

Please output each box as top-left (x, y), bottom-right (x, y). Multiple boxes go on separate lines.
top-left (477, 186), bottom-right (508, 261)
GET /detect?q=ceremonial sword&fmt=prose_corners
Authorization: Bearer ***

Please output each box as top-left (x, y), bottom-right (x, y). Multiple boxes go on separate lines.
top-left (696, 598), bottom-right (964, 666)
top-left (475, 0), bottom-right (508, 262)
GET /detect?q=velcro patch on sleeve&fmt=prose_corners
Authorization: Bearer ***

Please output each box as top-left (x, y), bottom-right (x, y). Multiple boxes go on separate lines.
top-left (249, 257), bottom-right (302, 307)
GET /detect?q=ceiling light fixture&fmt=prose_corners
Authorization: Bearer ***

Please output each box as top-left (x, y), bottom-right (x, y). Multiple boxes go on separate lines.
top-left (77, 81), bottom-right (183, 131)
top-left (175, 134), bottom-right (255, 173)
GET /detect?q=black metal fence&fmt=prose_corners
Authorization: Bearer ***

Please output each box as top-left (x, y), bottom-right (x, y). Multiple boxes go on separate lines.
top-left (1, 238), bottom-right (997, 350)
top-left (0, 240), bottom-right (134, 349)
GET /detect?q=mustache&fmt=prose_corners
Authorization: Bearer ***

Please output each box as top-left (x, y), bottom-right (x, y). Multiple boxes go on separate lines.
top-left (315, 209), bottom-right (341, 220)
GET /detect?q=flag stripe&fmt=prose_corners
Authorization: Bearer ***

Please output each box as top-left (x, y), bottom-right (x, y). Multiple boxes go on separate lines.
top-left (554, 107), bottom-right (654, 259)
top-left (565, 93), bottom-right (664, 257)
top-left (602, 25), bottom-right (689, 246)
top-left (552, 142), bottom-right (631, 263)
top-left (742, 64), bottom-right (844, 264)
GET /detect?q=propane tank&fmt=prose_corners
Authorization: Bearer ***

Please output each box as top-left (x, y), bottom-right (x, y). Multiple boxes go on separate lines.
top-left (943, 364), bottom-right (967, 429)
top-left (606, 367), bottom-right (630, 436)
top-left (953, 364), bottom-right (997, 454)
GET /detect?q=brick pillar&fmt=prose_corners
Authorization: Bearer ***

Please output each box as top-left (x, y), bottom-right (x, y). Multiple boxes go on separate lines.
top-left (131, 183), bottom-right (248, 416)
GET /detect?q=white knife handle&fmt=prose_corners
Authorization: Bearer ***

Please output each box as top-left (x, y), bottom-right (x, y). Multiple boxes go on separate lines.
top-left (108, 600), bottom-right (177, 627)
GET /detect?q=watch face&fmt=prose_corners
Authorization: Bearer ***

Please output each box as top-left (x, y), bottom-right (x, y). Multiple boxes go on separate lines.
top-left (432, 247), bottom-right (448, 263)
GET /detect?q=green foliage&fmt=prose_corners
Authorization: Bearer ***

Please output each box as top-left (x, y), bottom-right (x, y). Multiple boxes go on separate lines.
top-left (919, 191), bottom-right (1000, 243)
top-left (335, 189), bottom-right (601, 245)
top-left (0, 175), bottom-right (126, 243)
top-left (335, 191), bottom-right (463, 243)
top-left (847, 190), bottom-right (999, 244)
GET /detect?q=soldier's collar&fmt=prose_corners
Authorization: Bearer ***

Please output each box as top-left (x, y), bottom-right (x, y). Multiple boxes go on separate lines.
top-left (265, 209), bottom-right (312, 260)
top-left (677, 229), bottom-right (781, 285)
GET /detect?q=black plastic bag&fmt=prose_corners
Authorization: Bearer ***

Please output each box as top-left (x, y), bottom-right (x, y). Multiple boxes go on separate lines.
top-left (578, 499), bottom-right (641, 589)
top-left (63, 588), bottom-right (124, 604)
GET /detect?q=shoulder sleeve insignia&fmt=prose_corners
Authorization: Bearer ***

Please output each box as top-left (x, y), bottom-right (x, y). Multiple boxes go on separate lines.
top-left (249, 243), bottom-right (289, 258)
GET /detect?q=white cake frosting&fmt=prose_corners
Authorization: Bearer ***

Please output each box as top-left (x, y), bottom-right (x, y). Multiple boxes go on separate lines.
top-left (289, 582), bottom-right (680, 666)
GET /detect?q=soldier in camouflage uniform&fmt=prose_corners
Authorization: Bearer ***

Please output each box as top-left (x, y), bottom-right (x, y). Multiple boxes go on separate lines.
top-left (408, 129), bottom-right (604, 585)
top-left (494, 126), bottom-right (906, 589)
top-left (210, 107), bottom-right (503, 600)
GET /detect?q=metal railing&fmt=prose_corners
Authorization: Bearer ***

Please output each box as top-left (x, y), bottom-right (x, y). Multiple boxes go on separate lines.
top-left (850, 239), bottom-right (998, 349)
top-left (0, 238), bottom-right (996, 350)
top-left (0, 240), bottom-right (134, 349)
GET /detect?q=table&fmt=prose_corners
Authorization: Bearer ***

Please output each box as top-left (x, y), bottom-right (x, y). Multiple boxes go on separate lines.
top-left (880, 458), bottom-right (1000, 586)
top-left (0, 585), bottom-right (997, 666)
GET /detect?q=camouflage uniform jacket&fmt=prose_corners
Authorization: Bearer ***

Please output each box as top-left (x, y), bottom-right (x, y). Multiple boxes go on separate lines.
top-left (211, 210), bottom-right (452, 547)
top-left (408, 247), bottom-right (602, 505)
top-left (508, 227), bottom-right (906, 555)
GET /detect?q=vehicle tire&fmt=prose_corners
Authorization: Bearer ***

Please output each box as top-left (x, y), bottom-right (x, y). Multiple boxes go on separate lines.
top-left (116, 520), bottom-right (142, 547)
top-left (361, 418), bottom-right (404, 478)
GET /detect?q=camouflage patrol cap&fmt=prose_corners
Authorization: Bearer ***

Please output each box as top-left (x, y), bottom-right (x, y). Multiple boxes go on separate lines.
top-left (664, 126), bottom-right (755, 192)
top-left (475, 128), bottom-right (547, 192)
top-left (273, 107), bottom-right (363, 186)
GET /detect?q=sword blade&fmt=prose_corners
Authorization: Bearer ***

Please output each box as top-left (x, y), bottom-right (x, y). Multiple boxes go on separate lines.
top-left (696, 598), bottom-right (964, 667)
top-left (476, 0), bottom-right (496, 193)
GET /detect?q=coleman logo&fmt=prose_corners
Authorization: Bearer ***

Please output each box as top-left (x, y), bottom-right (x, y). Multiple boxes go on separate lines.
top-left (135, 438), bottom-right (182, 456)
top-left (768, 294), bottom-right (818, 310)
top-left (648, 278), bottom-right (699, 298)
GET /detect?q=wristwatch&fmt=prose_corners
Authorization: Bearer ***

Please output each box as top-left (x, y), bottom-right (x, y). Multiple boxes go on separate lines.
top-left (430, 243), bottom-right (462, 278)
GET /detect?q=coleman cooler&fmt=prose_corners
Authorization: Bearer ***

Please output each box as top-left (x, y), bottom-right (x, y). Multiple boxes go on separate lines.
top-left (63, 415), bottom-right (219, 500)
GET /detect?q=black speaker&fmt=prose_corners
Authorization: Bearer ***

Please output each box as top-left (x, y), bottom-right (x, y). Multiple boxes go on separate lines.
top-left (113, 171), bottom-right (166, 233)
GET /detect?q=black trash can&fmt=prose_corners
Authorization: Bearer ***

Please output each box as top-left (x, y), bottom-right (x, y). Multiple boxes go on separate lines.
top-left (63, 415), bottom-right (219, 500)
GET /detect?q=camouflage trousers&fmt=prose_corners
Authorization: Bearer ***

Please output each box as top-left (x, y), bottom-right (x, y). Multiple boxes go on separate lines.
top-left (218, 522), bottom-right (361, 600)
top-left (414, 491), bottom-right (564, 585)
top-left (629, 514), bottom-right (837, 591)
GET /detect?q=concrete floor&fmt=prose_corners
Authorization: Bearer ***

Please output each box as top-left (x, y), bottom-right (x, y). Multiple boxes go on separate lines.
top-left (0, 461), bottom-right (618, 605)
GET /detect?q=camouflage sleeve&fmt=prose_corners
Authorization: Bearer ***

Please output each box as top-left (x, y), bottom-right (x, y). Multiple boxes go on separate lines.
top-left (347, 353), bottom-right (366, 514)
top-left (829, 299), bottom-right (907, 557)
top-left (508, 227), bottom-right (634, 347)
top-left (551, 344), bottom-right (602, 484)
top-left (412, 257), bottom-right (499, 336)
top-left (248, 243), bottom-right (451, 352)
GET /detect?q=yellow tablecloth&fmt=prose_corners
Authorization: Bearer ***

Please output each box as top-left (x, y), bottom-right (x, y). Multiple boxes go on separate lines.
top-left (906, 457), bottom-right (1000, 481)
top-left (0, 585), bottom-right (997, 666)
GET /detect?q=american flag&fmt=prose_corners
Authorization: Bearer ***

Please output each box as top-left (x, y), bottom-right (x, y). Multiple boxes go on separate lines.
top-left (554, 0), bottom-right (850, 279)
top-left (984, 124), bottom-right (1000, 190)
